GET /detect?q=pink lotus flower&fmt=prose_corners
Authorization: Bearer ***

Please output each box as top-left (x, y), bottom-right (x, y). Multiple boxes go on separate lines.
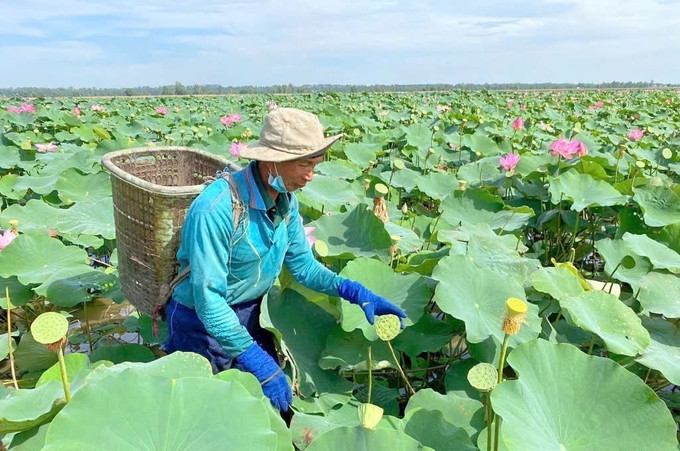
top-left (499, 153), bottom-right (520, 172)
top-left (155, 107), bottom-right (168, 115)
top-left (436, 104), bottom-right (451, 113)
top-left (220, 112), bottom-right (242, 127)
top-left (90, 105), bottom-right (105, 112)
top-left (449, 143), bottom-right (461, 150)
top-left (0, 230), bottom-right (17, 251)
top-left (550, 137), bottom-right (586, 160)
top-left (7, 103), bottom-right (35, 114)
top-left (73, 105), bottom-right (82, 118)
top-left (35, 143), bottom-right (58, 153)
top-left (628, 129), bottom-right (644, 141)
top-left (304, 226), bottom-right (316, 247)
top-left (229, 141), bottom-right (246, 157)
top-left (511, 117), bottom-right (524, 131)
top-left (266, 101), bottom-right (279, 111)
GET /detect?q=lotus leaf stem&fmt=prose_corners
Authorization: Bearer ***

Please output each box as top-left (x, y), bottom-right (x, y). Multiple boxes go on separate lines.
top-left (486, 392), bottom-right (493, 451)
top-left (494, 333), bottom-right (511, 451)
top-left (57, 347), bottom-right (72, 403)
top-left (5, 288), bottom-right (18, 390)
top-left (367, 345), bottom-right (372, 404)
top-left (387, 340), bottom-right (416, 396)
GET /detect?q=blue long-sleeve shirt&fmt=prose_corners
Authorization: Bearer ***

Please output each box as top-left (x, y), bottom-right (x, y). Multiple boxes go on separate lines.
top-left (172, 161), bottom-right (343, 358)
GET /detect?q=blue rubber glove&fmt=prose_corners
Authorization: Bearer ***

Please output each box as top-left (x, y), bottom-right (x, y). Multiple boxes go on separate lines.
top-left (338, 279), bottom-right (407, 327)
top-left (235, 343), bottom-right (292, 412)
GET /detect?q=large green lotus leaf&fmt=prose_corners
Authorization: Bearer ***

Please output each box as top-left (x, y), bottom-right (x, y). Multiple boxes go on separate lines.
top-left (456, 158), bottom-right (503, 187)
top-left (307, 426), bottom-right (431, 451)
top-left (338, 258), bottom-right (431, 340)
top-left (0, 199), bottom-right (61, 233)
top-left (292, 392), bottom-right (350, 415)
top-left (312, 205), bottom-right (392, 261)
top-left (0, 332), bottom-right (16, 360)
top-left (0, 145), bottom-right (20, 168)
top-left (298, 175), bottom-right (360, 211)
top-left (402, 408), bottom-right (476, 451)
top-left (636, 316), bottom-right (680, 385)
top-left (444, 224), bottom-right (540, 285)
top-left (440, 189), bottom-right (532, 232)
top-left (343, 142), bottom-right (379, 167)
top-left (316, 160), bottom-right (361, 180)
top-left (42, 372), bottom-right (280, 450)
top-left (432, 255), bottom-right (541, 345)
top-left (384, 222), bottom-right (423, 254)
top-left (0, 380), bottom-right (66, 434)
top-left (382, 167), bottom-right (421, 192)
top-left (0, 174), bottom-right (24, 200)
top-left (34, 266), bottom-right (117, 307)
top-left (36, 353), bottom-right (91, 388)
top-left (14, 332), bottom-right (58, 372)
top-left (85, 351), bottom-right (213, 386)
top-left (0, 230), bottom-right (90, 285)
top-left (8, 421), bottom-right (50, 451)
top-left (319, 327), bottom-right (393, 371)
top-left (56, 197), bottom-right (115, 239)
top-left (595, 238), bottom-right (652, 288)
top-left (633, 185), bottom-right (680, 227)
top-left (463, 133), bottom-right (501, 156)
top-left (622, 232), bottom-right (680, 273)
top-left (415, 171), bottom-right (458, 200)
top-left (395, 248), bottom-right (449, 276)
top-left (0, 276), bottom-right (34, 308)
top-left (444, 358), bottom-right (480, 401)
top-left (637, 272), bottom-right (680, 317)
top-left (291, 401), bottom-right (402, 450)
top-left (548, 170), bottom-right (628, 211)
top-left (13, 173), bottom-right (60, 196)
top-left (491, 339), bottom-right (677, 450)
top-left (213, 369), bottom-right (292, 451)
top-left (33, 148), bottom-right (98, 176)
top-left (392, 314), bottom-right (454, 358)
top-left (404, 389), bottom-right (484, 438)
top-left (263, 289), bottom-right (352, 397)
top-left (55, 168), bottom-right (112, 204)
top-left (90, 344), bottom-right (155, 364)
top-left (561, 290), bottom-right (649, 356)
top-left (530, 266), bottom-right (585, 301)
top-left (354, 385), bottom-right (401, 417)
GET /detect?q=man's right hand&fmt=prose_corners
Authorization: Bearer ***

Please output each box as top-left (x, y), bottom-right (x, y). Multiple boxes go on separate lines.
top-left (235, 342), bottom-right (292, 412)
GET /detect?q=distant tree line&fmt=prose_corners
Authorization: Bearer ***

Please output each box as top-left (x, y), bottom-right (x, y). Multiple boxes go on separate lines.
top-left (0, 81), bottom-right (675, 98)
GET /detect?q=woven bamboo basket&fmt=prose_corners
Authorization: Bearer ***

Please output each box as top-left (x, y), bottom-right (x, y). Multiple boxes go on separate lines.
top-left (101, 147), bottom-right (239, 315)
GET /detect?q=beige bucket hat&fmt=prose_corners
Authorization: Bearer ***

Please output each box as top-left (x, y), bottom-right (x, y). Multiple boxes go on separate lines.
top-left (239, 107), bottom-right (345, 162)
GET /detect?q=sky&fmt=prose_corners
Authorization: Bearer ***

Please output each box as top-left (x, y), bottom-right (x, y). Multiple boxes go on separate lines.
top-left (2, 0), bottom-right (680, 88)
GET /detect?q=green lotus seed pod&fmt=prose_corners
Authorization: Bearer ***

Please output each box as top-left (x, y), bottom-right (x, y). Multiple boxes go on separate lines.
top-left (621, 255), bottom-right (636, 269)
top-left (393, 158), bottom-right (405, 170)
top-left (635, 160), bottom-right (645, 168)
top-left (375, 314), bottom-right (401, 341)
top-left (467, 362), bottom-right (498, 392)
top-left (31, 312), bottom-right (68, 345)
top-left (662, 148), bottom-right (673, 159)
top-left (374, 183), bottom-right (389, 197)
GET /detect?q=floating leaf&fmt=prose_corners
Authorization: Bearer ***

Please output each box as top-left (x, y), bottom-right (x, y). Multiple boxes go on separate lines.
top-left (548, 170), bottom-right (628, 211)
top-left (491, 339), bottom-right (677, 450)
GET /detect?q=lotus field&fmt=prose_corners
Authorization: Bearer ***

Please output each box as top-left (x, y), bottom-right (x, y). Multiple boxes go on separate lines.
top-left (2, 90), bottom-right (680, 450)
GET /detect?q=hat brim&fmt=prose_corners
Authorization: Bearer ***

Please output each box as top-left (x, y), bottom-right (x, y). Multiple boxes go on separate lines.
top-left (239, 133), bottom-right (345, 162)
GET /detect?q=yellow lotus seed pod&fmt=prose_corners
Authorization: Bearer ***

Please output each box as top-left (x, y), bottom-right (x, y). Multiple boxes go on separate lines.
top-left (502, 298), bottom-right (528, 335)
top-left (358, 403), bottom-right (384, 430)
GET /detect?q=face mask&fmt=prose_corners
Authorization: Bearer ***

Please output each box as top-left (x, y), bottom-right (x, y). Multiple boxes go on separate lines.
top-left (267, 164), bottom-right (288, 193)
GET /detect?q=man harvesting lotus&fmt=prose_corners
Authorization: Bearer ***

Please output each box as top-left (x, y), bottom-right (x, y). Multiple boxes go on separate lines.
top-left (163, 108), bottom-right (406, 413)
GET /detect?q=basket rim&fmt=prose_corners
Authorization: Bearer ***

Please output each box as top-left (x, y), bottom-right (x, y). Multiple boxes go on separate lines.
top-left (101, 146), bottom-right (240, 195)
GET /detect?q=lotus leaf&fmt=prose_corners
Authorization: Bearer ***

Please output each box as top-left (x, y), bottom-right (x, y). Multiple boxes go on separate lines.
top-left (491, 339), bottom-right (677, 450)
top-left (90, 344), bottom-right (155, 364)
top-left (392, 314), bottom-right (454, 358)
top-left (8, 422), bottom-right (50, 451)
top-left (56, 197), bottom-right (115, 239)
top-left (636, 316), bottom-right (680, 385)
top-left (306, 425), bottom-right (432, 451)
top-left (42, 372), bottom-right (282, 450)
top-left (0, 199), bottom-right (60, 233)
top-left (319, 327), bottom-right (393, 371)
top-left (0, 380), bottom-right (65, 434)
top-left (36, 353), bottom-right (91, 388)
top-left (402, 408), bottom-right (476, 451)
top-left (404, 388), bottom-right (484, 438)
top-left (637, 271), bottom-right (680, 317)
top-left (298, 175), bottom-right (360, 211)
top-left (595, 238), bottom-right (652, 287)
top-left (415, 171), bottom-right (458, 200)
top-left (633, 185), bottom-right (680, 227)
top-left (432, 254), bottom-right (541, 345)
top-left (0, 277), bottom-right (34, 308)
top-left (548, 170), bottom-right (628, 211)
top-left (55, 169), bottom-right (112, 204)
top-left (13, 332), bottom-right (58, 372)
top-left (622, 232), bottom-right (680, 273)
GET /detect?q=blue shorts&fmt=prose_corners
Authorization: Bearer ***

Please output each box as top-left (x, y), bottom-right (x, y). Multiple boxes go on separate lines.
top-left (162, 297), bottom-right (278, 374)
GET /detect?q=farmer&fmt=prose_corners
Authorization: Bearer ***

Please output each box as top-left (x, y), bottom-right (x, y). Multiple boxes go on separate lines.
top-left (163, 108), bottom-right (407, 413)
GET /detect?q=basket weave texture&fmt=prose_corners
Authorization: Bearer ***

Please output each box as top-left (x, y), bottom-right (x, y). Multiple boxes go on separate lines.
top-left (101, 147), bottom-right (238, 315)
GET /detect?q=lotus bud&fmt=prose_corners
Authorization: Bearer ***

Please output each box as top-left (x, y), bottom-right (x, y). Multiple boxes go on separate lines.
top-left (389, 235), bottom-right (401, 258)
top-left (401, 203), bottom-right (408, 215)
top-left (8, 219), bottom-right (18, 234)
top-left (458, 180), bottom-right (468, 191)
top-left (363, 178), bottom-right (371, 191)
top-left (428, 147), bottom-right (435, 155)
top-left (502, 297), bottom-right (528, 335)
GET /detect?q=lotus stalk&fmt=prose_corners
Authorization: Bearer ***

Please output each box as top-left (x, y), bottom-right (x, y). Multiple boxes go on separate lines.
top-left (375, 314), bottom-right (415, 396)
top-left (467, 363), bottom-right (498, 451)
top-left (494, 298), bottom-right (528, 451)
top-left (5, 287), bottom-right (18, 390)
top-left (31, 312), bottom-right (71, 402)
top-left (373, 183), bottom-right (389, 223)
